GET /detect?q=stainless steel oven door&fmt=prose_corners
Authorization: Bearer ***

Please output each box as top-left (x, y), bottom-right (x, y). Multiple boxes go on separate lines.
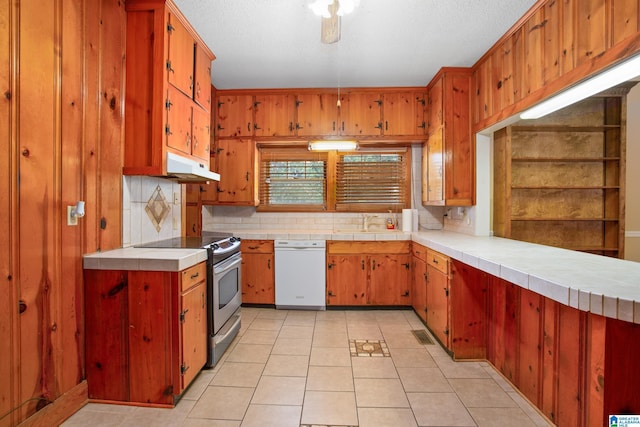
top-left (212, 252), bottom-right (242, 333)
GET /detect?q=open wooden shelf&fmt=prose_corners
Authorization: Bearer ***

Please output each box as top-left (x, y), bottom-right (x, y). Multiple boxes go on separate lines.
top-left (493, 91), bottom-right (630, 259)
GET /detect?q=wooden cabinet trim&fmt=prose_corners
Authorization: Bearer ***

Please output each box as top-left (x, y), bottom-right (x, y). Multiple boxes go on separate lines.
top-left (327, 240), bottom-right (410, 254)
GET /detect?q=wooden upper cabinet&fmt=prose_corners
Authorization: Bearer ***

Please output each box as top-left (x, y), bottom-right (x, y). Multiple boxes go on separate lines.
top-left (191, 106), bottom-right (211, 160)
top-left (216, 95), bottom-right (253, 138)
top-left (215, 138), bottom-right (257, 205)
top-left (383, 92), bottom-right (426, 136)
top-left (124, 0), bottom-right (215, 176)
top-left (423, 68), bottom-right (474, 206)
top-left (296, 93), bottom-right (339, 136)
top-left (427, 77), bottom-right (443, 134)
top-left (167, 13), bottom-right (195, 98)
top-left (253, 94), bottom-right (296, 136)
top-left (166, 86), bottom-right (193, 156)
top-left (194, 44), bottom-right (212, 111)
top-left (340, 92), bottom-right (383, 136)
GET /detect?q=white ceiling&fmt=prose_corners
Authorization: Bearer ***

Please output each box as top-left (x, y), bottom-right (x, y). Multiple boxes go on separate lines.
top-left (173, 0), bottom-right (539, 90)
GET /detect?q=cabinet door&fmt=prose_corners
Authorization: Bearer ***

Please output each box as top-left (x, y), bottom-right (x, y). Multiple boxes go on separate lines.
top-left (423, 129), bottom-right (444, 205)
top-left (340, 93), bottom-right (382, 136)
top-left (191, 106), bottom-right (211, 161)
top-left (412, 256), bottom-right (427, 323)
top-left (180, 281), bottom-right (207, 390)
top-left (428, 76), bottom-right (443, 135)
top-left (216, 139), bottom-right (256, 204)
top-left (166, 87), bottom-right (193, 155)
top-left (185, 203), bottom-right (201, 236)
top-left (326, 254), bottom-right (367, 305)
top-left (296, 93), bottom-right (339, 136)
top-left (369, 254), bottom-right (411, 305)
top-left (241, 253), bottom-right (275, 304)
top-left (383, 92), bottom-right (424, 136)
top-left (216, 95), bottom-right (253, 138)
top-left (128, 271), bottom-right (173, 405)
top-left (426, 265), bottom-right (449, 347)
top-left (194, 44), bottom-right (212, 111)
top-left (167, 14), bottom-right (194, 98)
top-left (254, 94), bottom-right (296, 136)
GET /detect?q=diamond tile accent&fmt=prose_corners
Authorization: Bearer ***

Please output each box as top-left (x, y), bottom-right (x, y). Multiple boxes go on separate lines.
top-left (144, 185), bottom-right (171, 232)
top-left (349, 339), bottom-right (390, 357)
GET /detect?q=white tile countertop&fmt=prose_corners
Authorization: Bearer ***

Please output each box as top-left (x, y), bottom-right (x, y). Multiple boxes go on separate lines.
top-left (412, 230), bottom-right (640, 324)
top-left (83, 247), bottom-right (208, 272)
top-left (234, 229), bottom-right (412, 241)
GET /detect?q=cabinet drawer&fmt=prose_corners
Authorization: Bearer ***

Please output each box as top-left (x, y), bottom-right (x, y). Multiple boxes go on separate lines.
top-left (328, 241), bottom-right (410, 254)
top-left (241, 240), bottom-right (274, 254)
top-left (426, 249), bottom-right (448, 275)
top-left (181, 262), bottom-right (206, 292)
top-left (412, 243), bottom-right (427, 261)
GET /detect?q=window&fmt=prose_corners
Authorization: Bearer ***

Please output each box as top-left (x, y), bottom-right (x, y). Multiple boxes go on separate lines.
top-left (258, 146), bottom-right (410, 212)
top-left (258, 148), bottom-right (327, 211)
top-left (335, 151), bottom-right (409, 211)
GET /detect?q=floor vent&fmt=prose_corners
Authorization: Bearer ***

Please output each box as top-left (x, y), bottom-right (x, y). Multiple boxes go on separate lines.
top-left (411, 329), bottom-right (434, 345)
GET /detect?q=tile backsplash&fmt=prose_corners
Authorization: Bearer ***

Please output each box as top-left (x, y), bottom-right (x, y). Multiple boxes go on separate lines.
top-left (122, 176), bottom-right (183, 247)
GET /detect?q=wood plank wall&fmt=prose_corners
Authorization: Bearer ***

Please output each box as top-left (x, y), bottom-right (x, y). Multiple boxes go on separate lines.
top-left (472, 0), bottom-right (640, 132)
top-left (0, 1), bottom-right (125, 426)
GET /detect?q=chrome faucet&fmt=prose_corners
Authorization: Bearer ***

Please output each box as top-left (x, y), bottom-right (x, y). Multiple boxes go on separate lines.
top-left (363, 214), bottom-right (377, 231)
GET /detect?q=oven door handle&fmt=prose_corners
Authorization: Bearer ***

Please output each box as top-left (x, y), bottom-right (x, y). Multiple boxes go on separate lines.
top-left (214, 252), bottom-right (242, 275)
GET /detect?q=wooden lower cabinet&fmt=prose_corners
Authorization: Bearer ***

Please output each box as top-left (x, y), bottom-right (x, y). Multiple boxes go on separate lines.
top-left (426, 249), bottom-right (450, 347)
top-left (411, 243), bottom-right (427, 323)
top-left (326, 241), bottom-right (411, 306)
top-left (84, 262), bottom-right (207, 406)
top-left (241, 240), bottom-right (275, 304)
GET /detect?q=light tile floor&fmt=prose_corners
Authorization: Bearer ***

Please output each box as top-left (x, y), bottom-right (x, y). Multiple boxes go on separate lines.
top-left (63, 307), bottom-right (554, 427)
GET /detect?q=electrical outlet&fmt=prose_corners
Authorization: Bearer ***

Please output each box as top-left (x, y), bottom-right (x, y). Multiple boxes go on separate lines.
top-left (67, 206), bottom-right (78, 226)
top-left (173, 192), bottom-right (180, 205)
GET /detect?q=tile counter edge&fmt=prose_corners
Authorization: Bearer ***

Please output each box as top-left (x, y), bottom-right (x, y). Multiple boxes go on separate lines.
top-left (83, 247), bottom-right (208, 272)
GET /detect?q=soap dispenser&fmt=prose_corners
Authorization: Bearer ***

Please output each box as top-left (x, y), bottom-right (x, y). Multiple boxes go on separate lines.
top-left (386, 210), bottom-right (395, 230)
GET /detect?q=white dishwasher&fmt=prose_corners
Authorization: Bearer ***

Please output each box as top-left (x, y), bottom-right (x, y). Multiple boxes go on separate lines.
top-left (274, 240), bottom-right (326, 310)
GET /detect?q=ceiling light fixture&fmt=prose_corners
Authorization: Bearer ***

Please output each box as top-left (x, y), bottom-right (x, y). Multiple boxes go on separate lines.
top-left (308, 140), bottom-right (358, 151)
top-left (520, 54), bottom-right (640, 119)
top-left (309, 0), bottom-right (360, 44)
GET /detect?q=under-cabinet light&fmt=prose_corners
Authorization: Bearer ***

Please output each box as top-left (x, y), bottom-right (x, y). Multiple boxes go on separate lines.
top-left (520, 54), bottom-right (640, 119)
top-left (308, 140), bottom-right (358, 151)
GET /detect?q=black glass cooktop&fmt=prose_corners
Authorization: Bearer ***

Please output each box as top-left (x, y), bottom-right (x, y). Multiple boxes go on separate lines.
top-left (135, 231), bottom-right (233, 249)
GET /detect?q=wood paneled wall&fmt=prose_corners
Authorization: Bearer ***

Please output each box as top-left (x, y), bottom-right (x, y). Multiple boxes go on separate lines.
top-left (0, 1), bottom-right (125, 426)
top-left (472, 0), bottom-right (640, 132)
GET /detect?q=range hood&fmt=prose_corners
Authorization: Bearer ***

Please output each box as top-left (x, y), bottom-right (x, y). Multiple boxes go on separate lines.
top-left (166, 152), bottom-right (220, 182)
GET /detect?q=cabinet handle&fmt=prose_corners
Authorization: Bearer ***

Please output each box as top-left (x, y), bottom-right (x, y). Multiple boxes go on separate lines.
top-left (402, 262), bottom-right (410, 270)
top-left (296, 123), bottom-right (304, 130)
top-left (328, 262), bottom-right (335, 270)
top-left (247, 122), bottom-right (251, 132)
top-left (253, 123), bottom-right (261, 130)
top-left (371, 259), bottom-right (376, 271)
top-left (361, 260), bottom-right (365, 270)
top-left (267, 259), bottom-right (271, 269)
top-left (18, 300), bottom-right (27, 314)
top-left (385, 121), bottom-right (388, 131)
top-left (402, 291), bottom-right (410, 297)
top-left (375, 122), bottom-right (383, 129)
top-left (189, 75), bottom-right (193, 91)
top-left (202, 291), bottom-right (205, 308)
top-left (432, 258), bottom-right (438, 264)
top-left (248, 245), bottom-right (259, 250)
top-left (328, 291), bottom-right (335, 297)
top-left (217, 124), bottom-right (225, 131)
top-left (190, 272), bottom-right (200, 280)
top-left (245, 172), bottom-right (250, 181)
top-left (289, 122), bottom-right (293, 132)
top-left (179, 308), bottom-right (189, 323)
top-left (186, 133), bottom-right (191, 148)
top-left (418, 121), bottom-right (426, 129)
top-left (196, 81), bottom-right (201, 97)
